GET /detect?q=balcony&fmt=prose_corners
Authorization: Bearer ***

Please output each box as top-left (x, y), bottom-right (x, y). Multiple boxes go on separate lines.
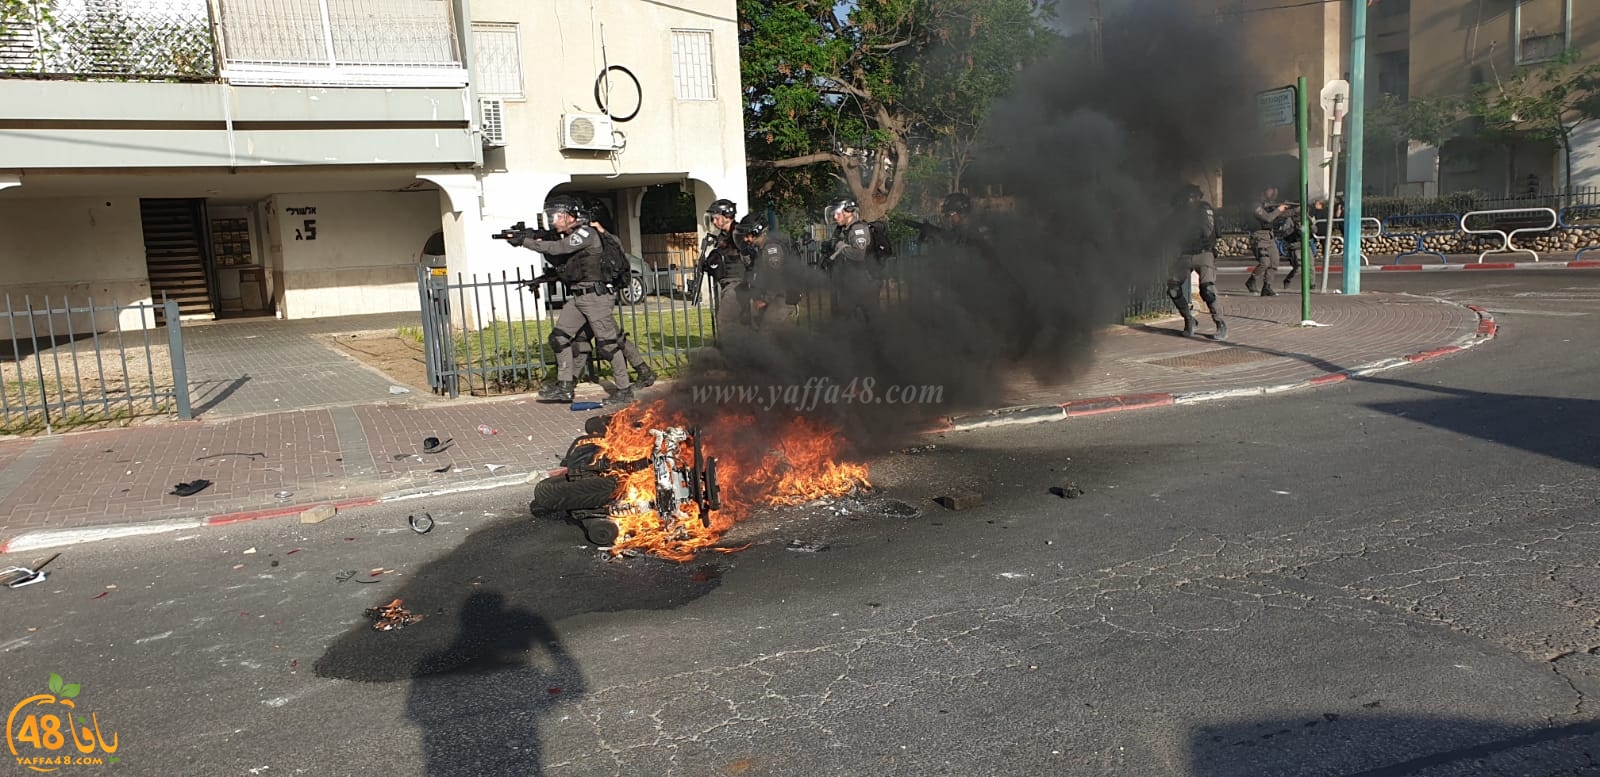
top-left (0, 0), bottom-right (466, 86)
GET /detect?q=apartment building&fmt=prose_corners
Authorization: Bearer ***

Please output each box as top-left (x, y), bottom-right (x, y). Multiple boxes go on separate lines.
top-left (0, 0), bottom-right (746, 325)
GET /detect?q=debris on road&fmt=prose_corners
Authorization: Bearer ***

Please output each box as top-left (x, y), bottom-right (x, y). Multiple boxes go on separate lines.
top-left (485, 463), bottom-right (505, 472)
top-left (1048, 485), bottom-right (1085, 499)
top-left (933, 491), bottom-right (983, 511)
top-left (299, 505), bottom-right (337, 524)
top-left (365, 598), bottom-right (424, 631)
top-left (274, 491), bottom-right (293, 500)
top-left (243, 547), bottom-right (257, 554)
top-left (170, 479), bottom-right (212, 497)
top-left (422, 436), bottom-right (452, 454)
top-left (334, 570), bottom-right (357, 583)
top-left (571, 401), bottom-right (603, 411)
top-left (409, 513), bottom-right (434, 534)
top-left (389, 385), bottom-right (411, 395)
top-left (901, 444), bottom-right (938, 455)
top-left (477, 424), bottom-right (498, 436)
top-left (786, 539), bottom-right (831, 553)
top-left (2, 552), bottom-right (59, 589)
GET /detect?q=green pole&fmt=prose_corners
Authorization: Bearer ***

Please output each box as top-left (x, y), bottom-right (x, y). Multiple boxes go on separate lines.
top-left (1297, 76), bottom-right (1312, 321)
top-left (1342, 0), bottom-right (1368, 295)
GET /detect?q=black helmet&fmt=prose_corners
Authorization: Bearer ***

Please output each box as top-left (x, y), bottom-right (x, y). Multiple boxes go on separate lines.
top-left (1172, 183), bottom-right (1205, 206)
top-left (706, 199), bottom-right (737, 218)
top-left (828, 197), bottom-right (858, 214)
top-left (735, 214), bottom-right (767, 238)
top-left (544, 195), bottom-right (583, 222)
top-left (940, 192), bottom-right (971, 215)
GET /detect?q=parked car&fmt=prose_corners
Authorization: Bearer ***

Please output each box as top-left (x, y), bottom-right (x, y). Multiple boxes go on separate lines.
top-left (541, 251), bottom-right (661, 307)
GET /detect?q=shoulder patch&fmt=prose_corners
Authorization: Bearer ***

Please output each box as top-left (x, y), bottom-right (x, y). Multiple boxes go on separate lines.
top-left (568, 233), bottom-right (584, 246)
top-left (765, 245), bottom-right (779, 255)
top-left (852, 234), bottom-right (869, 247)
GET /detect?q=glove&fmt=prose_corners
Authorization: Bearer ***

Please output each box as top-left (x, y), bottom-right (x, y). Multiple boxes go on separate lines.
top-left (507, 230), bottom-right (527, 247)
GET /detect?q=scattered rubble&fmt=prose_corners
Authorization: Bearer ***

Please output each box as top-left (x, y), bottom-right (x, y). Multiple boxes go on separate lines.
top-left (300, 505), bottom-right (336, 524)
top-left (408, 513), bottom-right (435, 534)
top-left (933, 491), bottom-right (983, 511)
top-left (389, 385), bottom-right (411, 395)
top-left (364, 599), bottom-right (424, 631)
top-left (900, 444), bottom-right (938, 455)
top-left (169, 479), bottom-right (212, 497)
top-left (1048, 485), bottom-right (1085, 499)
top-left (786, 540), bottom-right (830, 553)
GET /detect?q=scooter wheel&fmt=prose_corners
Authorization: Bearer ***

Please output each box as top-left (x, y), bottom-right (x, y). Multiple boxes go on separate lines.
top-left (581, 517), bottom-right (621, 547)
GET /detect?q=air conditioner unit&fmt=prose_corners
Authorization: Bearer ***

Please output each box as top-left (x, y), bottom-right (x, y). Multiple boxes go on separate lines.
top-left (560, 113), bottom-right (615, 151)
top-left (480, 98), bottom-right (507, 147)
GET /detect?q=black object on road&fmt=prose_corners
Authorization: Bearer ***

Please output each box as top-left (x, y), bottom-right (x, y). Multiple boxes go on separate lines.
top-left (170, 479), bottom-right (212, 497)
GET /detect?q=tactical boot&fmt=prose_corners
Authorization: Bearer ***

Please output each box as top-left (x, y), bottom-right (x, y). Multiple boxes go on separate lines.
top-left (634, 364), bottom-right (657, 388)
top-left (1212, 317), bottom-right (1229, 341)
top-left (537, 380), bottom-right (575, 402)
top-left (603, 387), bottom-right (635, 407)
top-left (1245, 275), bottom-right (1258, 294)
top-left (1180, 310), bottom-right (1198, 338)
top-left (1260, 286), bottom-right (1277, 297)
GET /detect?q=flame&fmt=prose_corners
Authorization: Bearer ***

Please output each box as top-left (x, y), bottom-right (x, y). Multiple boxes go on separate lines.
top-left (590, 401), bottom-right (870, 561)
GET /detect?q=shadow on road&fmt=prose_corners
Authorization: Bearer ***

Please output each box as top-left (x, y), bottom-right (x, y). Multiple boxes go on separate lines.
top-left (1358, 377), bottom-right (1600, 469)
top-left (1190, 713), bottom-right (1600, 776)
top-left (404, 590), bottom-right (583, 777)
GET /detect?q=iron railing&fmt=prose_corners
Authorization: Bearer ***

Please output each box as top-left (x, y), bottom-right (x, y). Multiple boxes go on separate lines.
top-left (1, 294), bottom-right (191, 435)
top-left (0, 0), bottom-right (217, 79)
top-left (214, 0), bottom-right (465, 85)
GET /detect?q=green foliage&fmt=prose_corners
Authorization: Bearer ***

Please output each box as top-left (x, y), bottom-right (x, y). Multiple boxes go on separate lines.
top-left (1366, 93), bottom-right (1465, 149)
top-left (1466, 49), bottom-right (1600, 193)
top-left (739, 0), bottom-right (1057, 220)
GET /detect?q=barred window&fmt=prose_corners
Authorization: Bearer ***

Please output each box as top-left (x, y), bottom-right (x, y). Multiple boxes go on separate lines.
top-left (473, 22), bottom-right (524, 98)
top-left (670, 29), bottom-right (715, 101)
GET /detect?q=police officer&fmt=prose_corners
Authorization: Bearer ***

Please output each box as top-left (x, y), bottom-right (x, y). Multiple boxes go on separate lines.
top-left (513, 196), bottom-right (633, 405)
top-left (698, 198), bottom-right (749, 333)
top-left (587, 219), bottom-right (656, 388)
top-left (738, 214), bottom-right (798, 329)
top-left (1279, 201), bottom-right (1307, 290)
top-left (939, 192), bottom-right (991, 252)
top-left (826, 197), bottom-right (880, 320)
top-left (1247, 186), bottom-right (1290, 296)
top-left (1166, 184), bottom-right (1228, 341)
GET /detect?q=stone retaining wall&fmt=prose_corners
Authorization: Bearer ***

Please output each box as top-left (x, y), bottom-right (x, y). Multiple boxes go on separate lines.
top-left (1216, 228), bottom-right (1600, 258)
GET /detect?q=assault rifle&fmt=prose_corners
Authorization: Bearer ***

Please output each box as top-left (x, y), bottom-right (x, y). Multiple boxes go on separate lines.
top-left (490, 221), bottom-right (558, 245)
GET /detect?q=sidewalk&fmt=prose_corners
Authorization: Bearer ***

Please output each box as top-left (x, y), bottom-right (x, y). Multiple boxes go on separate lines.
top-left (0, 291), bottom-right (1493, 553)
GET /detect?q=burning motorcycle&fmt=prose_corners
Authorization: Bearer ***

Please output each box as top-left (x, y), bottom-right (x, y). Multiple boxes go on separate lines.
top-left (530, 414), bottom-right (720, 548)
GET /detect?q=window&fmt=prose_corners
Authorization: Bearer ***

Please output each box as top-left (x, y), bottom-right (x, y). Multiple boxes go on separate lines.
top-left (1376, 50), bottom-right (1410, 102)
top-left (670, 29), bottom-right (715, 101)
top-left (472, 22), bottom-right (523, 99)
top-left (1515, 0), bottom-right (1571, 65)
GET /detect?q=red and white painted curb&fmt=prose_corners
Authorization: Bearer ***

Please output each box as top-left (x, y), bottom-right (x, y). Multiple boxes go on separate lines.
top-left (944, 306), bottom-right (1497, 432)
top-left (1218, 259), bottom-right (1600, 274)
top-left (0, 473), bottom-right (537, 555)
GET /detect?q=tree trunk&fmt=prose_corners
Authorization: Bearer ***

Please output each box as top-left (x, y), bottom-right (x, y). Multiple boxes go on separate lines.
top-left (1562, 129), bottom-right (1574, 199)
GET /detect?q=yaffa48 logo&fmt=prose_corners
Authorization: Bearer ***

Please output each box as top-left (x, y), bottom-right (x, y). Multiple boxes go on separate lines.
top-left (6, 674), bottom-right (119, 772)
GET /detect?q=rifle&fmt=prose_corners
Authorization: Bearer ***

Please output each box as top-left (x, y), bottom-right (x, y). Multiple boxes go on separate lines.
top-left (516, 269), bottom-right (560, 298)
top-left (490, 221), bottom-right (558, 245)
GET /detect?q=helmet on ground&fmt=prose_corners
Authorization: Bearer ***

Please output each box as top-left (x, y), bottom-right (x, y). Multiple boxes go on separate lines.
top-left (706, 199), bottom-right (737, 218)
top-left (735, 214), bottom-right (768, 238)
top-left (940, 192), bottom-right (971, 216)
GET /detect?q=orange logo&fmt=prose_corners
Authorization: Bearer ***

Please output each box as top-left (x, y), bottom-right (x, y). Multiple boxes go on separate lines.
top-left (6, 674), bottom-right (119, 772)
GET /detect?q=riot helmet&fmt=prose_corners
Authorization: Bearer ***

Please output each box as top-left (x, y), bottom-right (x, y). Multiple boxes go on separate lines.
top-left (735, 213), bottom-right (768, 241)
top-left (543, 195), bottom-right (584, 229)
top-left (826, 197), bottom-right (858, 226)
top-left (705, 198), bottom-right (737, 233)
top-left (940, 193), bottom-right (971, 216)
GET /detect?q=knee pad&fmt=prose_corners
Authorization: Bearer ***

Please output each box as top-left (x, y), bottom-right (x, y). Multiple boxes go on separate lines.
top-left (596, 338), bottom-right (621, 359)
top-left (1199, 283), bottom-right (1219, 306)
top-left (548, 328), bottom-right (577, 354)
top-left (1165, 283), bottom-right (1185, 302)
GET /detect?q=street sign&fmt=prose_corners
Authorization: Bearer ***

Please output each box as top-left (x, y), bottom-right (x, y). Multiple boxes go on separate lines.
top-left (1257, 86), bottom-right (1297, 128)
top-left (1321, 79), bottom-right (1351, 120)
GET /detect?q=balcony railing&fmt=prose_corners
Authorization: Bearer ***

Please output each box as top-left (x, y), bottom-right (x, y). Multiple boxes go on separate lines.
top-left (0, 0), bottom-right (465, 85)
top-left (0, 0), bottom-right (218, 80)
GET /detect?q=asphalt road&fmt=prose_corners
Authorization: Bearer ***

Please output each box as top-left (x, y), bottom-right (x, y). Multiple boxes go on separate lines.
top-left (3, 271), bottom-right (1600, 776)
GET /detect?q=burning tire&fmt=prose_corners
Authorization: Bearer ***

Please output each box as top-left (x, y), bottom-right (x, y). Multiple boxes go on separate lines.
top-left (580, 517), bottom-right (621, 546)
top-left (531, 475), bottom-right (620, 513)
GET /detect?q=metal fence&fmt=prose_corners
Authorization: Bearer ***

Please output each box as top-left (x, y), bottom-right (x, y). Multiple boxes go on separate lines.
top-left (214, 0), bottom-right (464, 84)
top-left (1, 294), bottom-right (191, 435)
top-left (0, 0), bottom-right (217, 79)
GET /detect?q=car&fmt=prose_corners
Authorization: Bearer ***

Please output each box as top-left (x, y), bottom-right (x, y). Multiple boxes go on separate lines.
top-left (540, 251), bottom-right (665, 307)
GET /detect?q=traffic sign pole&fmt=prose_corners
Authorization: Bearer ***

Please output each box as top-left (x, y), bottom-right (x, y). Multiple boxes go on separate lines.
top-left (1297, 76), bottom-right (1313, 322)
top-left (1343, 0), bottom-right (1368, 295)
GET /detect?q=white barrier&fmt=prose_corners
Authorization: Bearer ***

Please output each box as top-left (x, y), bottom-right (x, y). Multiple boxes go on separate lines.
top-left (1311, 217), bottom-right (1382, 266)
top-left (1461, 208), bottom-right (1558, 263)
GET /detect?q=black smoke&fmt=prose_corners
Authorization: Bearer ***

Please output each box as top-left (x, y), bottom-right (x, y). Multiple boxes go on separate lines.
top-left (661, 1), bottom-right (1256, 456)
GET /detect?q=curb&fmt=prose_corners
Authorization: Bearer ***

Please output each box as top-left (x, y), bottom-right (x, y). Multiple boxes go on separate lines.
top-left (1218, 259), bottom-right (1600, 274)
top-left (0, 473), bottom-right (542, 554)
top-left (944, 306), bottom-right (1497, 432)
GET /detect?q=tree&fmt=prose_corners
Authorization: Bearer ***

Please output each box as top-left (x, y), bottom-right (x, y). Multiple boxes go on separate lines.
top-left (1364, 92), bottom-right (1465, 194)
top-left (1469, 50), bottom-right (1600, 196)
top-left (739, 0), bottom-right (1056, 220)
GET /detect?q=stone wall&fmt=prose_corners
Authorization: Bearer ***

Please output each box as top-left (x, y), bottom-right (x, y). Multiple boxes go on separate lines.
top-left (1215, 229), bottom-right (1600, 258)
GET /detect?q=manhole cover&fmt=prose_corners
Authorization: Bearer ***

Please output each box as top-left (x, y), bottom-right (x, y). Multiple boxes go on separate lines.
top-left (1144, 347), bottom-right (1273, 369)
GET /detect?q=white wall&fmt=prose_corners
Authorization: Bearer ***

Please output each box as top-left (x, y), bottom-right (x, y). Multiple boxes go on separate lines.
top-left (0, 196), bottom-right (153, 337)
top-left (265, 191), bottom-right (440, 318)
top-left (1567, 122), bottom-right (1600, 192)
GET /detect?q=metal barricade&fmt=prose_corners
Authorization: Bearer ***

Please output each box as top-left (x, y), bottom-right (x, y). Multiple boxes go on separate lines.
top-left (1, 293), bottom-right (190, 435)
top-left (1559, 205), bottom-right (1600, 261)
top-left (1461, 208), bottom-right (1558, 263)
top-left (1382, 213), bottom-right (1461, 263)
top-left (415, 264), bottom-right (715, 399)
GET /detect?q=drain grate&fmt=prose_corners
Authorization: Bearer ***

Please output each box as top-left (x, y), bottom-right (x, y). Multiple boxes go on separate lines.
top-left (1144, 347), bottom-right (1274, 369)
